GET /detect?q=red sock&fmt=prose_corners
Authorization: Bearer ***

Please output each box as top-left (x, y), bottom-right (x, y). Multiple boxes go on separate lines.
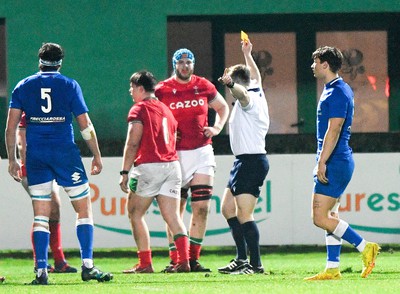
top-left (31, 226), bottom-right (37, 267)
top-left (174, 235), bottom-right (189, 263)
top-left (49, 221), bottom-right (65, 266)
top-left (138, 250), bottom-right (152, 267)
top-left (189, 243), bottom-right (202, 261)
top-left (169, 247), bottom-right (179, 264)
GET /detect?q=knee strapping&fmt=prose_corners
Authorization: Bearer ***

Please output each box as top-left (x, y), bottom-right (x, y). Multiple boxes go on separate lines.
top-left (190, 185), bottom-right (212, 202)
top-left (64, 183), bottom-right (90, 201)
top-left (76, 218), bottom-right (94, 226)
top-left (33, 215), bottom-right (50, 232)
top-left (331, 202), bottom-right (340, 214)
top-left (333, 219), bottom-right (349, 238)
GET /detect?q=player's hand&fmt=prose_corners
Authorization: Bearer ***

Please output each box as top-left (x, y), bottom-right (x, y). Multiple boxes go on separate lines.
top-left (91, 156), bottom-right (103, 175)
top-left (218, 68), bottom-right (232, 86)
top-left (203, 126), bottom-right (221, 138)
top-left (176, 130), bottom-right (182, 142)
top-left (316, 161), bottom-right (328, 184)
top-left (8, 161), bottom-right (22, 182)
top-left (241, 39), bottom-right (252, 55)
top-left (119, 175), bottom-right (129, 193)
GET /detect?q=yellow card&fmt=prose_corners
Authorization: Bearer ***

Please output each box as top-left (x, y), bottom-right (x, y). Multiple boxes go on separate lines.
top-left (241, 30), bottom-right (249, 42)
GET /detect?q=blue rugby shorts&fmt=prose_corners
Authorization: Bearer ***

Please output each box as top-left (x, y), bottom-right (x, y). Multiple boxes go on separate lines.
top-left (26, 142), bottom-right (88, 187)
top-left (313, 156), bottom-right (354, 198)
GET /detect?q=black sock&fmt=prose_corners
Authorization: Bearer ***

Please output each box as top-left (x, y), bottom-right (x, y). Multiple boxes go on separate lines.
top-left (241, 221), bottom-right (261, 268)
top-left (227, 217), bottom-right (247, 260)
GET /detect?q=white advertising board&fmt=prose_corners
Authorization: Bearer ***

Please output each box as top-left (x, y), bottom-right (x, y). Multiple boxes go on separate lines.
top-left (0, 154), bottom-right (399, 250)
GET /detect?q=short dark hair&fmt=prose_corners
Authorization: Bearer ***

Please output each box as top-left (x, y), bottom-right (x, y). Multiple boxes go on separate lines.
top-left (312, 46), bottom-right (343, 73)
top-left (228, 64), bottom-right (251, 87)
top-left (38, 43), bottom-right (64, 71)
top-left (130, 71), bottom-right (157, 92)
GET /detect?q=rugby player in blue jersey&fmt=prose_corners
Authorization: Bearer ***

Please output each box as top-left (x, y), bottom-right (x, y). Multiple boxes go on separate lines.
top-left (305, 46), bottom-right (380, 280)
top-left (5, 43), bottom-right (112, 285)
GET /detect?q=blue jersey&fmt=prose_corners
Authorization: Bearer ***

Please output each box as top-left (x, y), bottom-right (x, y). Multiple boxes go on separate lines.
top-left (316, 77), bottom-right (354, 160)
top-left (10, 71), bottom-right (89, 187)
top-left (10, 71), bottom-right (88, 146)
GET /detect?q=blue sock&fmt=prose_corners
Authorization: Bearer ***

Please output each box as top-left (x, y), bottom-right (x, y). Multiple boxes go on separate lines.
top-left (327, 245), bottom-right (341, 262)
top-left (333, 220), bottom-right (364, 248)
top-left (33, 230), bottom-right (50, 270)
top-left (241, 221), bottom-right (261, 268)
top-left (326, 232), bottom-right (341, 267)
top-left (342, 226), bottom-right (363, 247)
top-left (76, 223), bottom-right (94, 260)
top-left (227, 217), bottom-right (247, 260)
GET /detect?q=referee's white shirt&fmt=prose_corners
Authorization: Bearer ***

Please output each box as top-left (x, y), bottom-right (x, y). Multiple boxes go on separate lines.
top-left (228, 87), bottom-right (270, 156)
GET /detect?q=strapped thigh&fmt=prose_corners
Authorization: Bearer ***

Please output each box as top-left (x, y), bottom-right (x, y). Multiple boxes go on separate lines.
top-left (190, 185), bottom-right (212, 202)
top-left (29, 181), bottom-right (53, 201)
top-left (64, 183), bottom-right (90, 201)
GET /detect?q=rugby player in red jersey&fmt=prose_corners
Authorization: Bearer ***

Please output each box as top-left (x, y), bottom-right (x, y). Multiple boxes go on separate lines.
top-left (155, 49), bottom-right (229, 272)
top-left (120, 70), bottom-right (190, 273)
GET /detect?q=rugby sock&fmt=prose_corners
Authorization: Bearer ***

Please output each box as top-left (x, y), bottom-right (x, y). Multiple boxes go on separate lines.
top-left (33, 228), bottom-right (50, 270)
top-left (174, 234), bottom-right (189, 263)
top-left (227, 217), bottom-right (247, 260)
top-left (325, 231), bottom-right (342, 268)
top-left (76, 218), bottom-right (94, 262)
top-left (241, 221), bottom-right (262, 268)
top-left (333, 219), bottom-right (364, 249)
top-left (189, 237), bottom-right (203, 261)
top-left (168, 243), bottom-right (179, 264)
top-left (356, 239), bottom-right (367, 252)
top-left (49, 220), bottom-right (66, 266)
top-left (31, 226), bottom-right (37, 267)
top-left (138, 250), bottom-right (152, 267)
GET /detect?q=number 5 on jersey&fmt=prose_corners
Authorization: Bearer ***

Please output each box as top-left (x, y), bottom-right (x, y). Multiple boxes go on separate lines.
top-left (41, 88), bottom-right (52, 113)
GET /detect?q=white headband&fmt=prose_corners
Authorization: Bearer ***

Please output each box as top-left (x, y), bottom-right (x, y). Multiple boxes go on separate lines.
top-left (39, 58), bottom-right (62, 67)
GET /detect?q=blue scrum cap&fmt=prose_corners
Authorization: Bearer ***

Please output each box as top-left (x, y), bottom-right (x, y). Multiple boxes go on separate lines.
top-left (172, 48), bottom-right (195, 69)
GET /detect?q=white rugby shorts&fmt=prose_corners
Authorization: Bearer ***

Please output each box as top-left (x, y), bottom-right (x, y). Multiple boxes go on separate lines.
top-left (130, 161), bottom-right (181, 198)
top-left (178, 144), bottom-right (216, 187)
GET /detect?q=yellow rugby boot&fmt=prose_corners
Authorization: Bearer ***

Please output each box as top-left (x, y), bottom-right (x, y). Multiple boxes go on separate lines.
top-left (304, 268), bottom-right (341, 281)
top-left (361, 242), bottom-right (381, 278)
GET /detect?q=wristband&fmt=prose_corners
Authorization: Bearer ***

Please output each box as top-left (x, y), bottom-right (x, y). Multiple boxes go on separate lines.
top-left (120, 170), bottom-right (129, 175)
top-left (227, 81), bottom-right (235, 88)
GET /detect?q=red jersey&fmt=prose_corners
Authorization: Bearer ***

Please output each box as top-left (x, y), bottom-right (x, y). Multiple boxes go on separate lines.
top-left (127, 99), bottom-right (178, 166)
top-left (155, 75), bottom-right (218, 150)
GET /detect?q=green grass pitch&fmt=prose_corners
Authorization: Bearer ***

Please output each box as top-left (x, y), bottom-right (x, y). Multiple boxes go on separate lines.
top-left (0, 246), bottom-right (399, 293)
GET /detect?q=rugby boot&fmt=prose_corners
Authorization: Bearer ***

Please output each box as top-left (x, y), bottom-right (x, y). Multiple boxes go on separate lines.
top-left (361, 242), bottom-right (381, 278)
top-left (304, 268), bottom-right (341, 281)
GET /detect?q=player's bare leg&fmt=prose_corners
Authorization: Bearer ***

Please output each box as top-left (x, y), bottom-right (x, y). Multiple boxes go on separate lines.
top-left (164, 196), bottom-right (186, 270)
top-left (187, 173), bottom-right (213, 272)
top-left (158, 195), bottom-right (190, 273)
top-left (70, 190), bottom-right (113, 282)
top-left (123, 191), bottom-right (154, 274)
top-left (30, 197), bottom-right (52, 285)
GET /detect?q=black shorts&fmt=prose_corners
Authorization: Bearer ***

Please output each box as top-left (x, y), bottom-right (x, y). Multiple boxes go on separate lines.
top-left (227, 154), bottom-right (269, 197)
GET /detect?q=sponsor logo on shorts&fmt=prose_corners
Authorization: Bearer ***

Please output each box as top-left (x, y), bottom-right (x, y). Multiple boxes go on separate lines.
top-left (71, 172), bottom-right (82, 184)
top-left (170, 189), bottom-right (179, 195)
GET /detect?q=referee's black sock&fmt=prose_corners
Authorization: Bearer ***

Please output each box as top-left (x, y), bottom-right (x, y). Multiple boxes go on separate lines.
top-left (227, 217), bottom-right (247, 260)
top-left (241, 221), bottom-right (262, 268)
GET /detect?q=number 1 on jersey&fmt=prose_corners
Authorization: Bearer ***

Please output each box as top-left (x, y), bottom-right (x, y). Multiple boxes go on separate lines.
top-left (162, 117), bottom-right (169, 144)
